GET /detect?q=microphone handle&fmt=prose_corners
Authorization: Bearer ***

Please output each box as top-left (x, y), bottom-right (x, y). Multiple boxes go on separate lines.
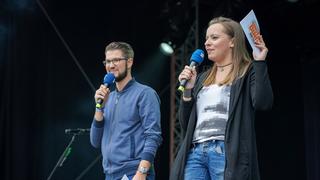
top-left (189, 61), bottom-right (197, 68)
top-left (178, 79), bottom-right (188, 92)
top-left (96, 99), bottom-right (103, 108)
top-left (180, 79), bottom-right (188, 86)
top-left (96, 83), bottom-right (110, 108)
top-left (178, 61), bottom-right (198, 92)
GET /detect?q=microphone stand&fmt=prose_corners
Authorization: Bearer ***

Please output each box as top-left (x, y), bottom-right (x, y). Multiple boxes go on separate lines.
top-left (47, 133), bottom-right (77, 180)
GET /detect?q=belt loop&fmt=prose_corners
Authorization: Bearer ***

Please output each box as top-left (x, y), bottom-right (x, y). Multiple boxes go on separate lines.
top-left (191, 143), bottom-right (195, 150)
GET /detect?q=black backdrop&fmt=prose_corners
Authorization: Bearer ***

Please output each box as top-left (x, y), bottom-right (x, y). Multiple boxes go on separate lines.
top-left (1, 0), bottom-right (320, 180)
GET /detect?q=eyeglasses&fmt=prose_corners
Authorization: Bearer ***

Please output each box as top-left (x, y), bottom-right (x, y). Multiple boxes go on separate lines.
top-left (102, 57), bottom-right (127, 66)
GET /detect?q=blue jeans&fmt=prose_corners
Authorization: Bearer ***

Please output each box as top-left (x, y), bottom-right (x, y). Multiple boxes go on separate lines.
top-left (184, 140), bottom-right (225, 180)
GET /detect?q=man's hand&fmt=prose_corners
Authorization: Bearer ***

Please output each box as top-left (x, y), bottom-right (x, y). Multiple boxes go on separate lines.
top-left (94, 84), bottom-right (110, 107)
top-left (132, 172), bottom-right (147, 180)
top-left (133, 160), bottom-right (151, 180)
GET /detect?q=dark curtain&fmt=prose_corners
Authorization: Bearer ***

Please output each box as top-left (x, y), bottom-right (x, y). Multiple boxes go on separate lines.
top-left (0, 1), bottom-right (170, 180)
top-left (302, 51), bottom-right (320, 180)
top-left (1, 1), bottom-right (319, 180)
top-left (301, 2), bottom-right (320, 179)
top-left (1, 10), bottom-right (44, 180)
top-left (0, 2), bottom-right (103, 180)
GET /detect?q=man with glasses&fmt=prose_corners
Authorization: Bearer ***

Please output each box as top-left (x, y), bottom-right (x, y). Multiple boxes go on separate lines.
top-left (90, 42), bottom-right (162, 180)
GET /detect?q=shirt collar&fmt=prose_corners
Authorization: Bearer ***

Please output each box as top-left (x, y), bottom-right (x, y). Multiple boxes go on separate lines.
top-left (116, 78), bottom-right (136, 93)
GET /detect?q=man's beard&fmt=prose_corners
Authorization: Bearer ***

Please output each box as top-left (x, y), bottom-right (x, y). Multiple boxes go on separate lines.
top-left (115, 65), bottom-right (128, 82)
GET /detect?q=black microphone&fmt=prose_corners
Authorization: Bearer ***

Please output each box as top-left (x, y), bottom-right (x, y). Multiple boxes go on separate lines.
top-left (65, 128), bottom-right (90, 135)
top-left (178, 49), bottom-right (205, 92)
top-left (96, 73), bottom-right (115, 109)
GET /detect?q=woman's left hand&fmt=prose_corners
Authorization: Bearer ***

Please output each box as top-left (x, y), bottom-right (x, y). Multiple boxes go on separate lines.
top-left (253, 35), bottom-right (268, 61)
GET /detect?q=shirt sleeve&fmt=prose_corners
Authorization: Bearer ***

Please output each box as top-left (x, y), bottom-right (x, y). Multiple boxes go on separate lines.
top-left (90, 119), bottom-right (105, 148)
top-left (250, 60), bottom-right (274, 110)
top-left (138, 88), bottom-right (162, 163)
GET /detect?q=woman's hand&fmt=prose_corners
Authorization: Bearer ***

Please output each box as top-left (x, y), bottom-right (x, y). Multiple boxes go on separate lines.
top-left (253, 35), bottom-right (268, 61)
top-left (178, 65), bottom-right (197, 90)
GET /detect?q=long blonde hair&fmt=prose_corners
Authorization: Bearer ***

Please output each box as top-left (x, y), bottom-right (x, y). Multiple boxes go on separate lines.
top-left (203, 17), bottom-right (251, 86)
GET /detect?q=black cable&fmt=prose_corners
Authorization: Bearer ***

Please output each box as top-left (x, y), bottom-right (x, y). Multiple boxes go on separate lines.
top-left (75, 154), bottom-right (102, 180)
top-left (36, 1), bottom-right (100, 179)
top-left (35, 0), bottom-right (96, 92)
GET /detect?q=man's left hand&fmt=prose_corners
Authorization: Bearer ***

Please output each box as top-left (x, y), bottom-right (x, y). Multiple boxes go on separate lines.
top-left (132, 172), bottom-right (147, 180)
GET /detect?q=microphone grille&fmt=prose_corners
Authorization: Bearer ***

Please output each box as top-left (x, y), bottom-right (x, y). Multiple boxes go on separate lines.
top-left (190, 49), bottom-right (205, 64)
top-left (103, 73), bottom-right (115, 85)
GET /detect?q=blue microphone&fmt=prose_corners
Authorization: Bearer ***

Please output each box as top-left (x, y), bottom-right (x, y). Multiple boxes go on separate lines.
top-left (178, 49), bottom-right (204, 92)
top-left (96, 73), bottom-right (115, 108)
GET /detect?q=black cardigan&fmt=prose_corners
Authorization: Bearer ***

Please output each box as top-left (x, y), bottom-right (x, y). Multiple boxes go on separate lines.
top-left (170, 61), bottom-right (273, 180)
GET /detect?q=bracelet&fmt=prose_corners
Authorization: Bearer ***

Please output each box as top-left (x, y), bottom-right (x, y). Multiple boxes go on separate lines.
top-left (96, 107), bottom-right (104, 113)
top-left (183, 89), bottom-right (192, 98)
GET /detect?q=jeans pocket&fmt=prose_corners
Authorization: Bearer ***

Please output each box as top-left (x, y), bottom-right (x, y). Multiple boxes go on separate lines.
top-left (214, 141), bottom-right (225, 155)
top-left (215, 145), bottom-right (223, 154)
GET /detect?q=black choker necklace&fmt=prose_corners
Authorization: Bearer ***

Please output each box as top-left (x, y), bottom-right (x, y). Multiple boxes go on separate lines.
top-left (217, 62), bottom-right (233, 72)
